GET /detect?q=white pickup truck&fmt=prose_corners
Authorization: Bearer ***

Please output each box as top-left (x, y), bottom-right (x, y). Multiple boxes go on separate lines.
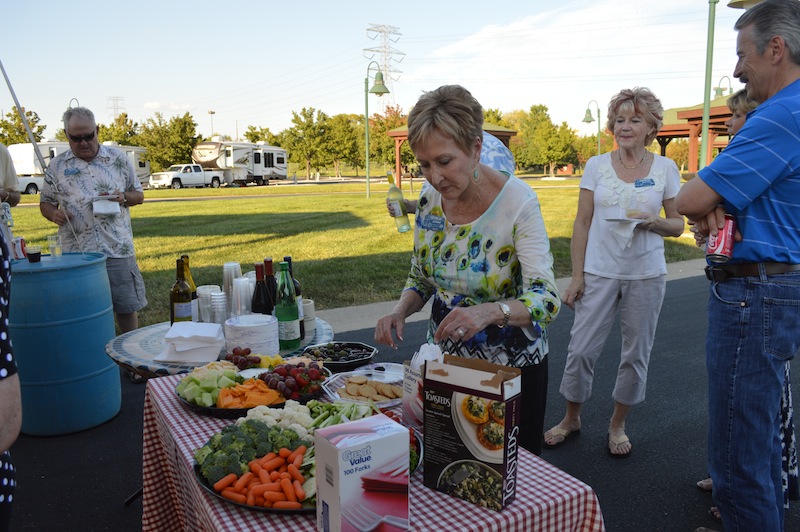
top-left (149, 164), bottom-right (225, 189)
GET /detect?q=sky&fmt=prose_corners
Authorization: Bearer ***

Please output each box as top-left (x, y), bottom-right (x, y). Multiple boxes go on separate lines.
top-left (1, 0), bottom-right (747, 142)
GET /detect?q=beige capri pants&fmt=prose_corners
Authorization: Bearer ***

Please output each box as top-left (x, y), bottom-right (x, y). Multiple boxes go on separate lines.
top-left (559, 272), bottom-right (666, 406)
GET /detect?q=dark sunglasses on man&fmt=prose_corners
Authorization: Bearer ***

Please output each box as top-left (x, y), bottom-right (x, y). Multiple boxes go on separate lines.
top-left (67, 131), bottom-right (95, 143)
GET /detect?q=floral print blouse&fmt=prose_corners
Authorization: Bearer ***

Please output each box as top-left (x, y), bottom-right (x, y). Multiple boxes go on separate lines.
top-left (405, 176), bottom-right (560, 367)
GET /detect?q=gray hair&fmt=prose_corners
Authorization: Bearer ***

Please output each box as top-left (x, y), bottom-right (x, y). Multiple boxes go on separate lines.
top-left (735, 0), bottom-right (800, 65)
top-left (62, 107), bottom-right (96, 131)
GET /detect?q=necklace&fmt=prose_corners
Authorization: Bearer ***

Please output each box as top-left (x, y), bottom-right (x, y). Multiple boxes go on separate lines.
top-left (617, 150), bottom-right (648, 170)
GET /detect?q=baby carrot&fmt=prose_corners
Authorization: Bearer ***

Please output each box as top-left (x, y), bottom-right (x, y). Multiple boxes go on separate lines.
top-left (250, 461), bottom-right (263, 475)
top-left (278, 447), bottom-right (292, 458)
top-left (258, 452), bottom-right (277, 466)
top-left (221, 489), bottom-right (247, 505)
top-left (246, 491), bottom-right (256, 506)
top-left (287, 464), bottom-right (305, 484)
top-left (272, 500), bottom-right (303, 510)
top-left (263, 491), bottom-right (287, 503)
top-left (280, 472), bottom-right (291, 481)
top-left (288, 445), bottom-right (307, 463)
top-left (292, 454), bottom-right (303, 468)
top-left (280, 477), bottom-right (298, 502)
top-left (258, 469), bottom-right (271, 484)
top-left (213, 473), bottom-right (238, 492)
top-left (269, 470), bottom-right (281, 482)
top-left (251, 482), bottom-right (282, 496)
top-left (233, 472), bottom-right (253, 492)
top-left (293, 479), bottom-right (306, 501)
top-left (261, 456), bottom-right (286, 472)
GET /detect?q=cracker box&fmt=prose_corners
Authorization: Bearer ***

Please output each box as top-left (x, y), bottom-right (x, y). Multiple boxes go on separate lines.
top-left (422, 355), bottom-right (521, 511)
top-left (315, 414), bottom-right (410, 532)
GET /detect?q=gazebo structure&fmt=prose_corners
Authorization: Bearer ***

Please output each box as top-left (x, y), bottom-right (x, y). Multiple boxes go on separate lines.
top-left (386, 122), bottom-right (516, 184)
top-left (656, 94), bottom-right (733, 173)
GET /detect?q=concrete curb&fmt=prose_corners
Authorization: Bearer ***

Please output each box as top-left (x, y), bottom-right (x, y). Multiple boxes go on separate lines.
top-left (315, 258), bottom-right (708, 334)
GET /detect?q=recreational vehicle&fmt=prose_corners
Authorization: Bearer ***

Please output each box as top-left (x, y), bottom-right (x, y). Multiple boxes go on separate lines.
top-left (8, 141), bottom-right (151, 193)
top-left (192, 140), bottom-right (287, 186)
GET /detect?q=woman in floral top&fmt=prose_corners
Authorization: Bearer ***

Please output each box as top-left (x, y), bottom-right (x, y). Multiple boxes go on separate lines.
top-left (374, 85), bottom-right (560, 454)
top-left (543, 87), bottom-right (684, 458)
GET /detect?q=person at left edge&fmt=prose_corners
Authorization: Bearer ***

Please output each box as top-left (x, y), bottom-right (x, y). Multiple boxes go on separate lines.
top-left (374, 84), bottom-right (561, 455)
top-left (0, 144), bottom-right (21, 207)
top-left (39, 107), bottom-right (147, 333)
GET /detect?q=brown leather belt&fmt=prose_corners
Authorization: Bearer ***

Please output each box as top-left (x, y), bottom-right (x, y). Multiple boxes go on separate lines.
top-left (705, 262), bottom-right (800, 282)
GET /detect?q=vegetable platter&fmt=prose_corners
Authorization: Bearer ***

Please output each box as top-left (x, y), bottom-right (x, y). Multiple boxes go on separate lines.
top-left (193, 399), bottom-right (423, 513)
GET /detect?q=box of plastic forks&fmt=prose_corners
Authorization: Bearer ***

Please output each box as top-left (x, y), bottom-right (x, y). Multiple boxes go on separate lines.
top-left (422, 355), bottom-right (521, 511)
top-left (315, 413), bottom-right (409, 532)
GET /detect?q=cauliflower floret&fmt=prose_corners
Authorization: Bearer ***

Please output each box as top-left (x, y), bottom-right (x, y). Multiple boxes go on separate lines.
top-left (239, 406), bottom-right (279, 428)
top-left (287, 423), bottom-right (310, 441)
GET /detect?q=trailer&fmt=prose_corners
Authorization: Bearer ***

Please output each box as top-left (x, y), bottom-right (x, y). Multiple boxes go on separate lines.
top-left (192, 140), bottom-right (287, 186)
top-left (8, 141), bottom-right (151, 193)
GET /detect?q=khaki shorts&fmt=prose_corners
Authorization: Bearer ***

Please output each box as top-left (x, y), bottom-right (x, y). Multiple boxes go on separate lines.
top-left (106, 256), bottom-right (148, 314)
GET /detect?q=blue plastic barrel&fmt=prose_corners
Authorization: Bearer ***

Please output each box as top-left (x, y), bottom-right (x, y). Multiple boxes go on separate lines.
top-left (9, 252), bottom-right (121, 435)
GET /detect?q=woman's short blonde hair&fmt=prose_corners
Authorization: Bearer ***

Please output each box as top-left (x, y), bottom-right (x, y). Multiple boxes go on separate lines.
top-left (407, 85), bottom-right (483, 155)
top-left (727, 89), bottom-right (759, 115)
top-left (606, 87), bottom-right (664, 146)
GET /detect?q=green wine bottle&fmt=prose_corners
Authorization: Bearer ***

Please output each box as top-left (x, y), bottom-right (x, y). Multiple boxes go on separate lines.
top-left (275, 261), bottom-right (301, 350)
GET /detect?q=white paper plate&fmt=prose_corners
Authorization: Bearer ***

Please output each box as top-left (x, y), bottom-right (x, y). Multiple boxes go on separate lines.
top-left (605, 218), bottom-right (643, 223)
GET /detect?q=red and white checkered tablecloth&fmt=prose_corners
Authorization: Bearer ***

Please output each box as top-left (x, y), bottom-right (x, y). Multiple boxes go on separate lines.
top-left (142, 374), bottom-right (605, 532)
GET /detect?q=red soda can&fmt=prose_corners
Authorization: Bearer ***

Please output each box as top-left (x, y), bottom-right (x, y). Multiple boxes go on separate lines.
top-left (706, 214), bottom-right (736, 263)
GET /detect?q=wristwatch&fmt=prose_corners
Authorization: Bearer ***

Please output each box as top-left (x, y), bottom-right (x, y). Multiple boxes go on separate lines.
top-left (497, 302), bottom-right (510, 328)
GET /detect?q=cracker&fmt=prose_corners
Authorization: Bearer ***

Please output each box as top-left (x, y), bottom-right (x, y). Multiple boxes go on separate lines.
top-left (348, 375), bottom-right (368, 385)
top-left (358, 384), bottom-right (377, 397)
top-left (345, 382), bottom-right (361, 396)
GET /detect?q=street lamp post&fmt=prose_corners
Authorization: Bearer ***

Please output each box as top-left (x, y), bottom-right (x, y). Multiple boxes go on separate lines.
top-left (582, 100), bottom-right (601, 157)
top-left (699, 0), bottom-right (720, 171)
top-left (208, 110), bottom-right (215, 137)
top-left (364, 61), bottom-right (389, 199)
top-left (714, 75), bottom-right (733, 98)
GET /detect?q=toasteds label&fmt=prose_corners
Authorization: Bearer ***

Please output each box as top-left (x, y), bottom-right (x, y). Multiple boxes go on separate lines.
top-left (424, 389), bottom-right (451, 408)
top-left (503, 411), bottom-right (519, 506)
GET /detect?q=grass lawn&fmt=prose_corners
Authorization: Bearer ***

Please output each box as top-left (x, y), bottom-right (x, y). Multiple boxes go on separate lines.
top-left (12, 177), bottom-right (703, 327)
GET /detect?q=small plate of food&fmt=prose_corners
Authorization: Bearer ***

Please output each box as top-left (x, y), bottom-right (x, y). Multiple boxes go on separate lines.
top-left (451, 392), bottom-right (505, 464)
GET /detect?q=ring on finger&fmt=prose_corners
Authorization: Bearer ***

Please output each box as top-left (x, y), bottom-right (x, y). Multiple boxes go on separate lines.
top-left (457, 327), bottom-right (466, 337)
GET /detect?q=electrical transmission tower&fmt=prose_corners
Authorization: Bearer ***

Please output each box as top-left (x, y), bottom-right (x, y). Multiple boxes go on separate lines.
top-left (364, 23), bottom-right (404, 112)
top-left (106, 96), bottom-right (125, 121)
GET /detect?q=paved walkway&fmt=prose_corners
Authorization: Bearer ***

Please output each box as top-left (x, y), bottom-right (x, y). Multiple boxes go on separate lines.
top-left (316, 258), bottom-right (708, 333)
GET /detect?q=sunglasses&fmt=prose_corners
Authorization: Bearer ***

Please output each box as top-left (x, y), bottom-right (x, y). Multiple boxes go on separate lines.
top-left (67, 131), bottom-right (96, 143)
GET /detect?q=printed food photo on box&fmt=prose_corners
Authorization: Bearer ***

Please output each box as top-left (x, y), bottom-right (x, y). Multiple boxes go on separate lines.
top-left (315, 413), bottom-right (410, 532)
top-left (422, 355), bottom-right (521, 511)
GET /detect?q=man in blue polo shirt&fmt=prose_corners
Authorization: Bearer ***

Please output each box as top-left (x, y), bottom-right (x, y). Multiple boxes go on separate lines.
top-left (676, 1), bottom-right (800, 530)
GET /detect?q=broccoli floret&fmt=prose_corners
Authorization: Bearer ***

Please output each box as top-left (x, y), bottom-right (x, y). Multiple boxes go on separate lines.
top-left (269, 427), bottom-right (301, 451)
top-left (200, 450), bottom-right (247, 485)
top-left (194, 445), bottom-right (213, 466)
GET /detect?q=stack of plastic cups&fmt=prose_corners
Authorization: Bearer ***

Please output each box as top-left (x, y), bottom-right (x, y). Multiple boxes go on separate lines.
top-left (197, 285), bottom-right (222, 322)
top-left (230, 277), bottom-right (252, 318)
top-left (210, 292), bottom-right (228, 325)
top-left (222, 262), bottom-right (242, 317)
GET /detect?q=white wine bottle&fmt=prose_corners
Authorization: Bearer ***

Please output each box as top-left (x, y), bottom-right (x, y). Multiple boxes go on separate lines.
top-left (181, 254), bottom-right (198, 321)
top-left (387, 175), bottom-right (411, 233)
top-left (275, 261), bottom-right (301, 350)
top-left (170, 258), bottom-right (192, 324)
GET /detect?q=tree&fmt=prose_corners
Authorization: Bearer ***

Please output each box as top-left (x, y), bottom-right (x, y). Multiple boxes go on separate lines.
top-left (543, 123), bottom-right (578, 176)
top-left (281, 108), bottom-right (330, 179)
top-left (324, 114), bottom-right (359, 178)
top-left (484, 108), bottom-right (505, 127)
top-left (132, 112), bottom-right (199, 172)
top-left (0, 106), bottom-right (45, 145)
top-left (98, 113), bottom-right (138, 145)
top-left (368, 104), bottom-right (408, 168)
top-left (666, 139), bottom-right (690, 172)
top-left (243, 126), bottom-right (279, 145)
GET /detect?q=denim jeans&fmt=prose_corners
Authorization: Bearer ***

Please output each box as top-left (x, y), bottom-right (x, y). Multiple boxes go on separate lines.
top-left (706, 269), bottom-right (800, 531)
